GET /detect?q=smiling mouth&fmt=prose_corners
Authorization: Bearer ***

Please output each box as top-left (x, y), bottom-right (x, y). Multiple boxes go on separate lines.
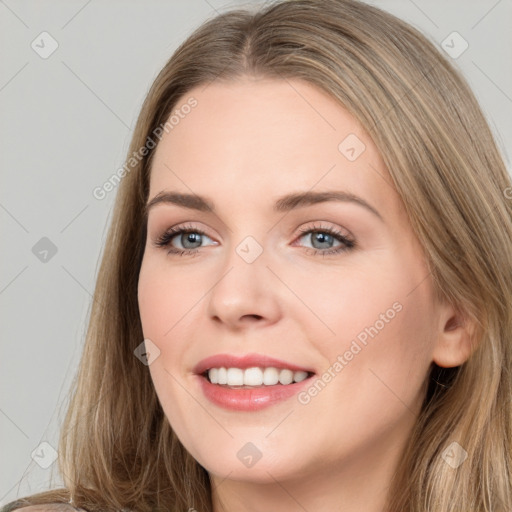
top-left (201, 367), bottom-right (316, 387)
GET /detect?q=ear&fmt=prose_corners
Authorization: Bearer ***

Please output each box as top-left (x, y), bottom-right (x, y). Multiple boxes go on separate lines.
top-left (432, 301), bottom-right (477, 368)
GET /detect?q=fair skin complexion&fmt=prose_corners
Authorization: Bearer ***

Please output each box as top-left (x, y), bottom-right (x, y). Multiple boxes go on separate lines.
top-left (137, 77), bottom-right (474, 512)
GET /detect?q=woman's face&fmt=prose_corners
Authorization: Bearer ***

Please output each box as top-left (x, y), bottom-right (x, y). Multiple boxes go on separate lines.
top-left (138, 78), bottom-right (444, 484)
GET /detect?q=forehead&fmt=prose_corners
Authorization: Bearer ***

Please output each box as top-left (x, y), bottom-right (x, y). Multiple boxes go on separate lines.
top-left (148, 78), bottom-right (398, 219)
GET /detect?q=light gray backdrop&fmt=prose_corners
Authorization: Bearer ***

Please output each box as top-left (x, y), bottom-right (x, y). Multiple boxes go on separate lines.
top-left (1, 0), bottom-right (511, 506)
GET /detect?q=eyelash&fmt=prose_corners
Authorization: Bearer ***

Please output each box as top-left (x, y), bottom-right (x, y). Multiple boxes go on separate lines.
top-left (153, 222), bottom-right (356, 257)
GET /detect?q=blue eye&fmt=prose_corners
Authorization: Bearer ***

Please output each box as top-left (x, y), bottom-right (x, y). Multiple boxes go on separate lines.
top-left (295, 223), bottom-right (355, 256)
top-left (153, 222), bottom-right (356, 257)
top-left (153, 223), bottom-right (215, 256)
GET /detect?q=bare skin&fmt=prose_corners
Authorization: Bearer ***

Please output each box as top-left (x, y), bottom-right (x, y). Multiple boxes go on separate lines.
top-left (137, 77), bottom-right (474, 512)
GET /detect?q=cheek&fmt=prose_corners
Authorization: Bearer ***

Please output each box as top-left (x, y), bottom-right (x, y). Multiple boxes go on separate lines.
top-left (322, 294), bottom-right (434, 425)
top-left (137, 257), bottom-right (197, 341)
top-left (278, 257), bottom-right (406, 345)
top-left (138, 275), bottom-right (170, 340)
top-left (137, 261), bottom-right (194, 424)
top-left (296, 253), bottom-right (435, 404)
top-left (137, 256), bottom-right (206, 405)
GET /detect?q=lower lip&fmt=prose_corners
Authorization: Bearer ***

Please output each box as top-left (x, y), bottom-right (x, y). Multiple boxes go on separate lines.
top-left (197, 374), bottom-right (314, 411)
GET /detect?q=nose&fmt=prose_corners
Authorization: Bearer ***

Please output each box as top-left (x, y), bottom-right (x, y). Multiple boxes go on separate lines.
top-left (206, 241), bottom-right (283, 330)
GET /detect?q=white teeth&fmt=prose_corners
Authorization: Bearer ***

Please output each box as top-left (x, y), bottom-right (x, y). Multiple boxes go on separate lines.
top-left (263, 367), bottom-right (279, 385)
top-left (226, 368), bottom-right (244, 386)
top-left (278, 369), bottom-right (294, 385)
top-left (293, 370), bottom-right (308, 382)
top-left (245, 367), bottom-right (264, 386)
top-left (217, 367), bottom-right (227, 385)
top-left (206, 367), bottom-right (311, 386)
top-left (209, 368), bottom-right (219, 384)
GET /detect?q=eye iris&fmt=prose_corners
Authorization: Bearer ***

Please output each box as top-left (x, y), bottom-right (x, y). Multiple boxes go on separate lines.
top-left (312, 232), bottom-right (333, 249)
top-left (182, 232), bottom-right (202, 249)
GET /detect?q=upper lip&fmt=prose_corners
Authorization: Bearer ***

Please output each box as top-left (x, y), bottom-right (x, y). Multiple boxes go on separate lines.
top-left (193, 353), bottom-right (315, 375)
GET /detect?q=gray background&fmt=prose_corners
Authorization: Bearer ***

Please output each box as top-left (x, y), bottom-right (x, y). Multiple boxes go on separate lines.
top-left (1, 0), bottom-right (511, 506)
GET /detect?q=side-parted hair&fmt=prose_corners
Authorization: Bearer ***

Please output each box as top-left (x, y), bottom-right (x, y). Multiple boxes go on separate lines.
top-left (4, 1), bottom-right (511, 511)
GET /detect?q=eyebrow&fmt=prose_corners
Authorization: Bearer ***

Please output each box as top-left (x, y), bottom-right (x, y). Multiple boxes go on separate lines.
top-left (144, 190), bottom-right (383, 221)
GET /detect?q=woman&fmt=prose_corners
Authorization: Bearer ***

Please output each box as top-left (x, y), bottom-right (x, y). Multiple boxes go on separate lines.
top-left (4, 0), bottom-right (511, 510)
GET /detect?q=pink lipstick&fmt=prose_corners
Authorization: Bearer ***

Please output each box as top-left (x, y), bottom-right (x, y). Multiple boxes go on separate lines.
top-left (193, 353), bottom-right (315, 411)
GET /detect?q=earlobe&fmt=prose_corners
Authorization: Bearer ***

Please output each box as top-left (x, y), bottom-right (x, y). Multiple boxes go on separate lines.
top-left (432, 305), bottom-right (477, 368)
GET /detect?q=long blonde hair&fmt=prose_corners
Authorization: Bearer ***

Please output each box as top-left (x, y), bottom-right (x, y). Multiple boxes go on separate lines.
top-left (4, 1), bottom-right (512, 511)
